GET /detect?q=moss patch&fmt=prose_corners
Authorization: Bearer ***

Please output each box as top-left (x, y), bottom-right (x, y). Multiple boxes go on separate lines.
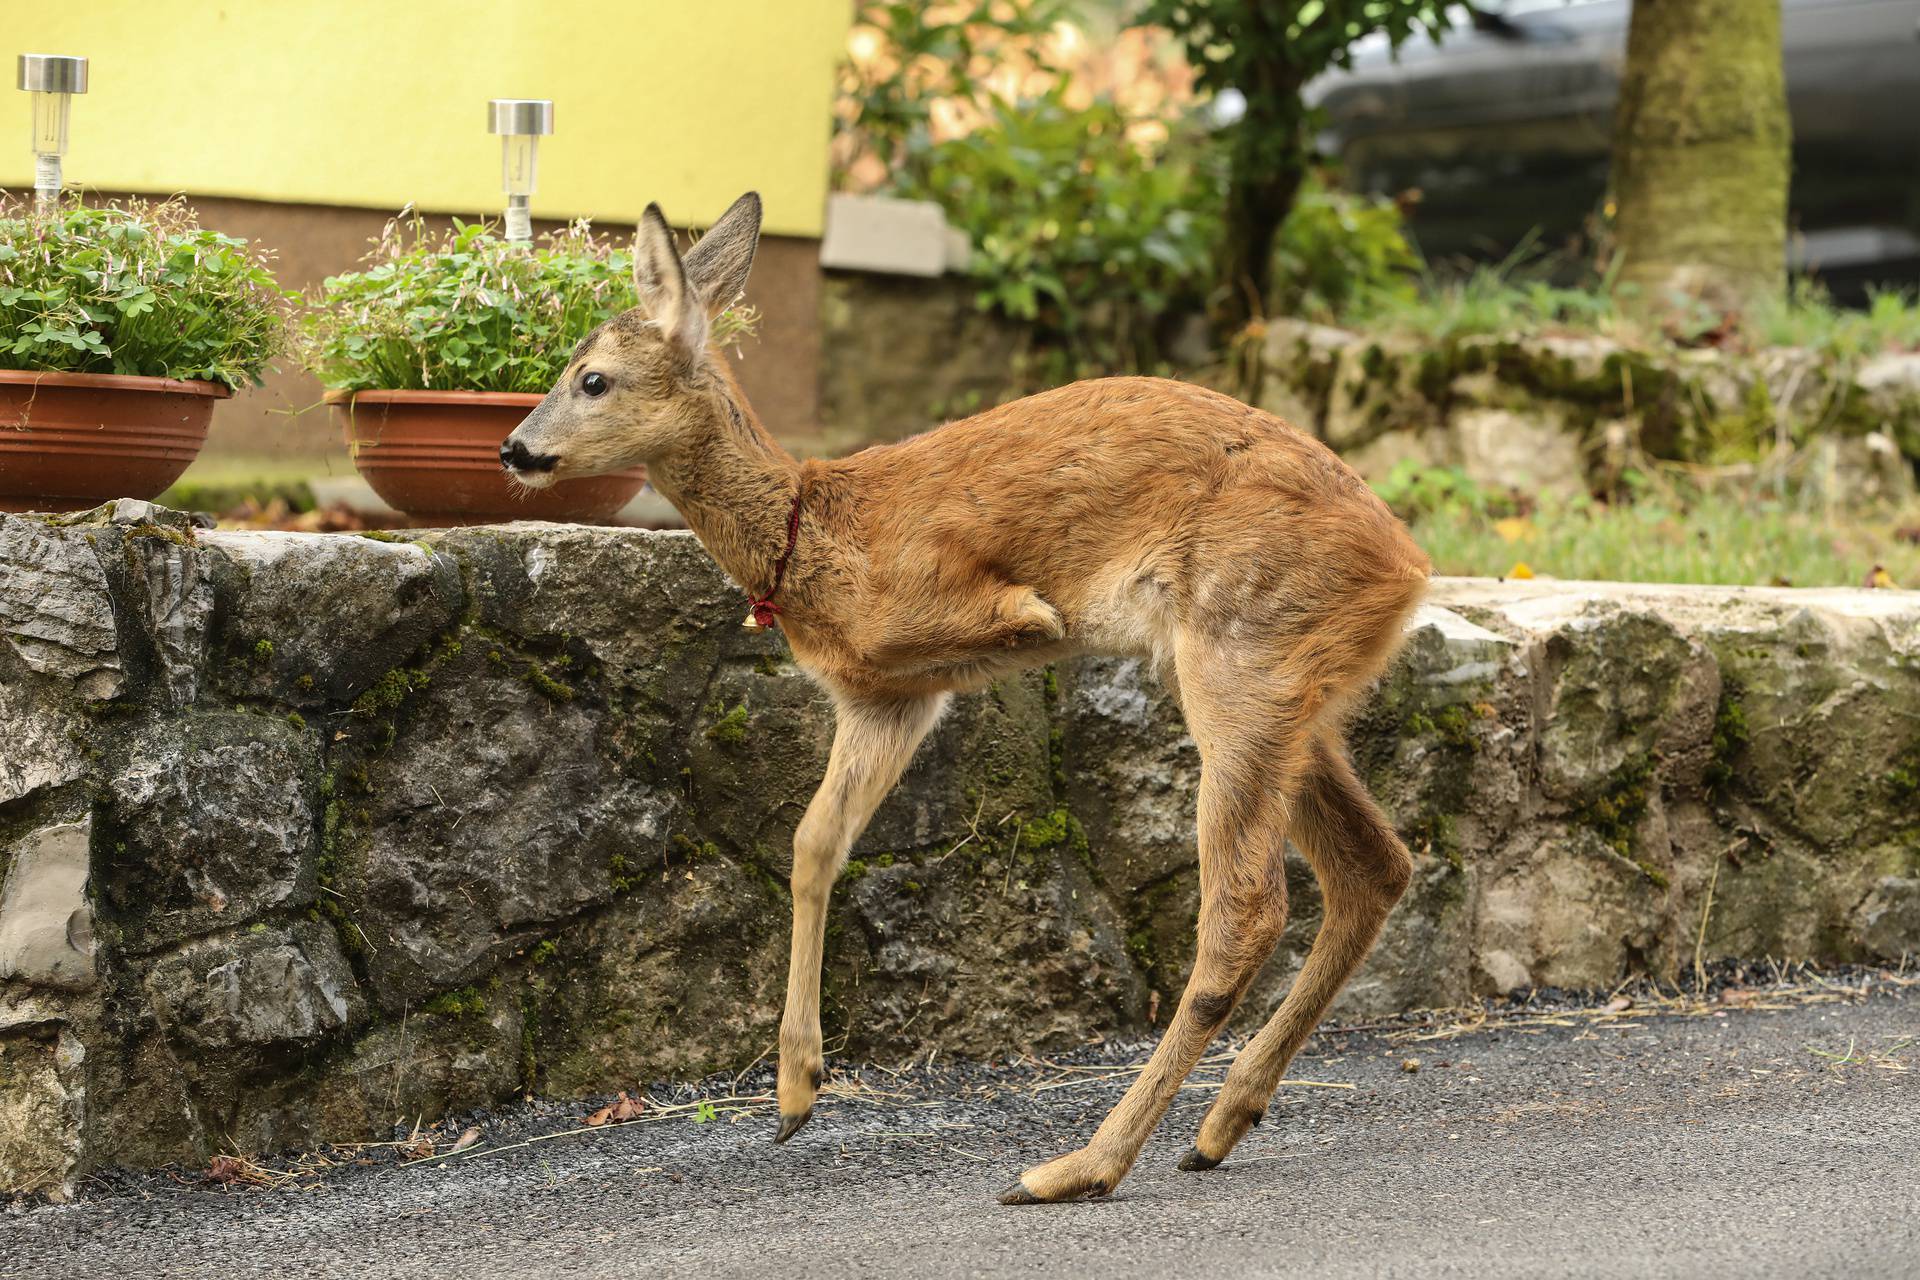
top-left (523, 657), bottom-right (576, 702)
top-left (1021, 805), bottom-right (1093, 875)
top-left (1705, 682), bottom-right (1750, 797)
top-left (1573, 754), bottom-right (1655, 857)
top-left (124, 522), bottom-right (194, 547)
top-left (352, 667), bottom-right (430, 717)
top-left (1886, 737), bottom-right (1920, 805)
top-left (422, 986), bottom-right (487, 1019)
top-left (706, 701), bottom-right (750, 745)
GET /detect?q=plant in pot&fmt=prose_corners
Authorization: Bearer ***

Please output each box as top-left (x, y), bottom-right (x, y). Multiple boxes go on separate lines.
top-left (0, 195), bottom-right (287, 512)
top-left (302, 214), bottom-right (755, 524)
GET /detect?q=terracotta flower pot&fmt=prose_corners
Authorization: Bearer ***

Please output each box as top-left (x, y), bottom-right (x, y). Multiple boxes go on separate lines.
top-left (329, 389), bottom-right (646, 524)
top-left (0, 369), bottom-right (229, 513)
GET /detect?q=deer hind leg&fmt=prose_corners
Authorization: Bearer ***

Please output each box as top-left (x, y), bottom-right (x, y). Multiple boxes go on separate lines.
top-left (1180, 728), bottom-right (1413, 1171)
top-left (1001, 644), bottom-right (1307, 1204)
top-left (775, 692), bottom-right (947, 1143)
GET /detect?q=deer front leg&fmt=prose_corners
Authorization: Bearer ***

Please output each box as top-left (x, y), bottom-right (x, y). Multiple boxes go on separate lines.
top-left (862, 580), bottom-right (1066, 674)
top-left (990, 585), bottom-right (1067, 647)
top-left (775, 692), bottom-right (948, 1142)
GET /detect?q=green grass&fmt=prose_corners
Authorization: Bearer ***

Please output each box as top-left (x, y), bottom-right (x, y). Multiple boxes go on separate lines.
top-left (1402, 486), bottom-right (1920, 588)
top-left (1746, 281), bottom-right (1920, 360)
top-left (1349, 258), bottom-right (1627, 344)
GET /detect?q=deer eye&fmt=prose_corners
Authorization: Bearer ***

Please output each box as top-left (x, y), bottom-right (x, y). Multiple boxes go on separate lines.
top-left (581, 371), bottom-right (609, 397)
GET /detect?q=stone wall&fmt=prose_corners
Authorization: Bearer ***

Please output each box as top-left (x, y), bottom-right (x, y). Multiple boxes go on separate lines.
top-left (3, 503), bottom-right (1917, 1196)
top-left (817, 272), bottom-right (1025, 451)
top-left (1253, 319), bottom-right (1920, 503)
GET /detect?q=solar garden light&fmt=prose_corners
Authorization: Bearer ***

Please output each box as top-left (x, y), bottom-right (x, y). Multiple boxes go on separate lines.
top-left (487, 98), bottom-right (553, 245)
top-left (18, 54), bottom-right (88, 210)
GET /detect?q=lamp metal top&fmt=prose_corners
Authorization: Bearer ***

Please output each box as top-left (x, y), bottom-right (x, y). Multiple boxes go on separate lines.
top-left (488, 98), bottom-right (553, 136)
top-left (18, 55), bottom-right (89, 95)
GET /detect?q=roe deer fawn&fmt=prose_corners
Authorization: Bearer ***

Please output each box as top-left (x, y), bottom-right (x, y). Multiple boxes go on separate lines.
top-left (501, 192), bottom-right (1431, 1204)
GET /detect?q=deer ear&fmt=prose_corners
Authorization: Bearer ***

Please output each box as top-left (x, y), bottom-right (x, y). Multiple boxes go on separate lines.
top-left (633, 203), bottom-right (706, 353)
top-left (681, 191), bottom-right (763, 316)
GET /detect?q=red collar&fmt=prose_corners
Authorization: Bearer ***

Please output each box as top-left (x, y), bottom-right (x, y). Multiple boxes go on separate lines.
top-left (744, 490), bottom-right (803, 630)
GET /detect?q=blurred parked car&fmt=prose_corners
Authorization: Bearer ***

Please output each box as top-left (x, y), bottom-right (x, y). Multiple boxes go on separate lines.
top-left (1306, 0), bottom-right (1920, 296)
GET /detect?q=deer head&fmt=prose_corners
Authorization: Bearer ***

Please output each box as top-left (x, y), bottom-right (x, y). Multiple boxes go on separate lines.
top-left (500, 190), bottom-right (762, 487)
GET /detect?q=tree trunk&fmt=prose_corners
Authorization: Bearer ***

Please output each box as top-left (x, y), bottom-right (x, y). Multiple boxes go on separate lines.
top-left (1217, 147), bottom-right (1305, 333)
top-left (1214, 70), bottom-right (1307, 336)
top-left (1609, 0), bottom-right (1790, 316)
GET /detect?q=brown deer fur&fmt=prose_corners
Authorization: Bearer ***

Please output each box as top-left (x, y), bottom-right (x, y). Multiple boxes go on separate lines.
top-left (502, 193), bottom-right (1432, 1204)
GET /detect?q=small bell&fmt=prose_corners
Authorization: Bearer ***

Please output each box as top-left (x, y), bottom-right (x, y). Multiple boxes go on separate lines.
top-left (743, 598), bottom-right (780, 630)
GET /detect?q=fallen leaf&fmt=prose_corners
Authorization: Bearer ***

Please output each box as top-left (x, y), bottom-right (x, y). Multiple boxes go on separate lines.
top-left (401, 1135), bottom-right (435, 1161)
top-left (1400, 1058), bottom-right (1420, 1073)
top-left (1507, 561), bottom-right (1534, 580)
top-left (206, 1154), bottom-right (246, 1184)
top-left (583, 1103), bottom-right (615, 1127)
top-left (1604, 995), bottom-right (1634, 1013)
top-left (608, 1091), bottom-right (644, 1122)
top-left (449, 1126), bottom-right (482, 1153)
top-left (1719, 987), bottom-right (1762, 1007)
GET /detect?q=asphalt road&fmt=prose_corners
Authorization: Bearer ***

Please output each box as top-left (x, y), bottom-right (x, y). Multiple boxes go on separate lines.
top-left (6, 979), bottom-right (1916, 1280)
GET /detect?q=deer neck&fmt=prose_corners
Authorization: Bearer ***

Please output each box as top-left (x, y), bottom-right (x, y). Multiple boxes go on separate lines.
top-left (645, 363), bottom-right (804, 602)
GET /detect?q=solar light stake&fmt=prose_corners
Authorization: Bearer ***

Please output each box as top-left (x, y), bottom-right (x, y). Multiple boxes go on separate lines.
top-left (18, 54), bottom-right (88, 210)
top-left (487, 98), bottom-right (553, 245)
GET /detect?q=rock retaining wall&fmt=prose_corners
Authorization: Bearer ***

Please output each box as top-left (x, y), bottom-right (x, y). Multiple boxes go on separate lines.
top-left (3, 503), bottom-right (1917, 1195)
top-left (817, 272), bottom-right (1026, 451)
top-left (1253, 319), bottom-right (1920, 502)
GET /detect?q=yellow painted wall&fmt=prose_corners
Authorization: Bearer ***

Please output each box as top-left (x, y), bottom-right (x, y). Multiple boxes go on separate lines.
top-left (1, 1), bottom-right (847, 236)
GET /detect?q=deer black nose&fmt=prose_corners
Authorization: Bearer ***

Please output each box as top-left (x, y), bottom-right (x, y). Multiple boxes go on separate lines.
top-left (499, 439), bottom-right (558, 473)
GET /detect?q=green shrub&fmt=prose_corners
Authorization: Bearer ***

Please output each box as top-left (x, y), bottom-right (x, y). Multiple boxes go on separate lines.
top-left (900, 89), bottom-right (1219, 379)
top-left (1269, 178), bottom-right (1419, 321)
top-left (838, 1), bottom-right (1219, 380)
top-left (300, 214), bottom-right (755, 394)
top-left (838, 4), bottom-right (1438, 379)
top-left (0, 195), bottom-right (288, 389)
top-left (1370, 461), bottom-right (1505, 522)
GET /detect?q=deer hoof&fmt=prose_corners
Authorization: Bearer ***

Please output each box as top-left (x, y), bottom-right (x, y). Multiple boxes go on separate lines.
top-left (1177, 1145), bottom-right (1222, 1172)
top-left (773, 1111), bottom-right (812, 1144)
top-left (997, 1170), bottom-right (1111, 1204)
